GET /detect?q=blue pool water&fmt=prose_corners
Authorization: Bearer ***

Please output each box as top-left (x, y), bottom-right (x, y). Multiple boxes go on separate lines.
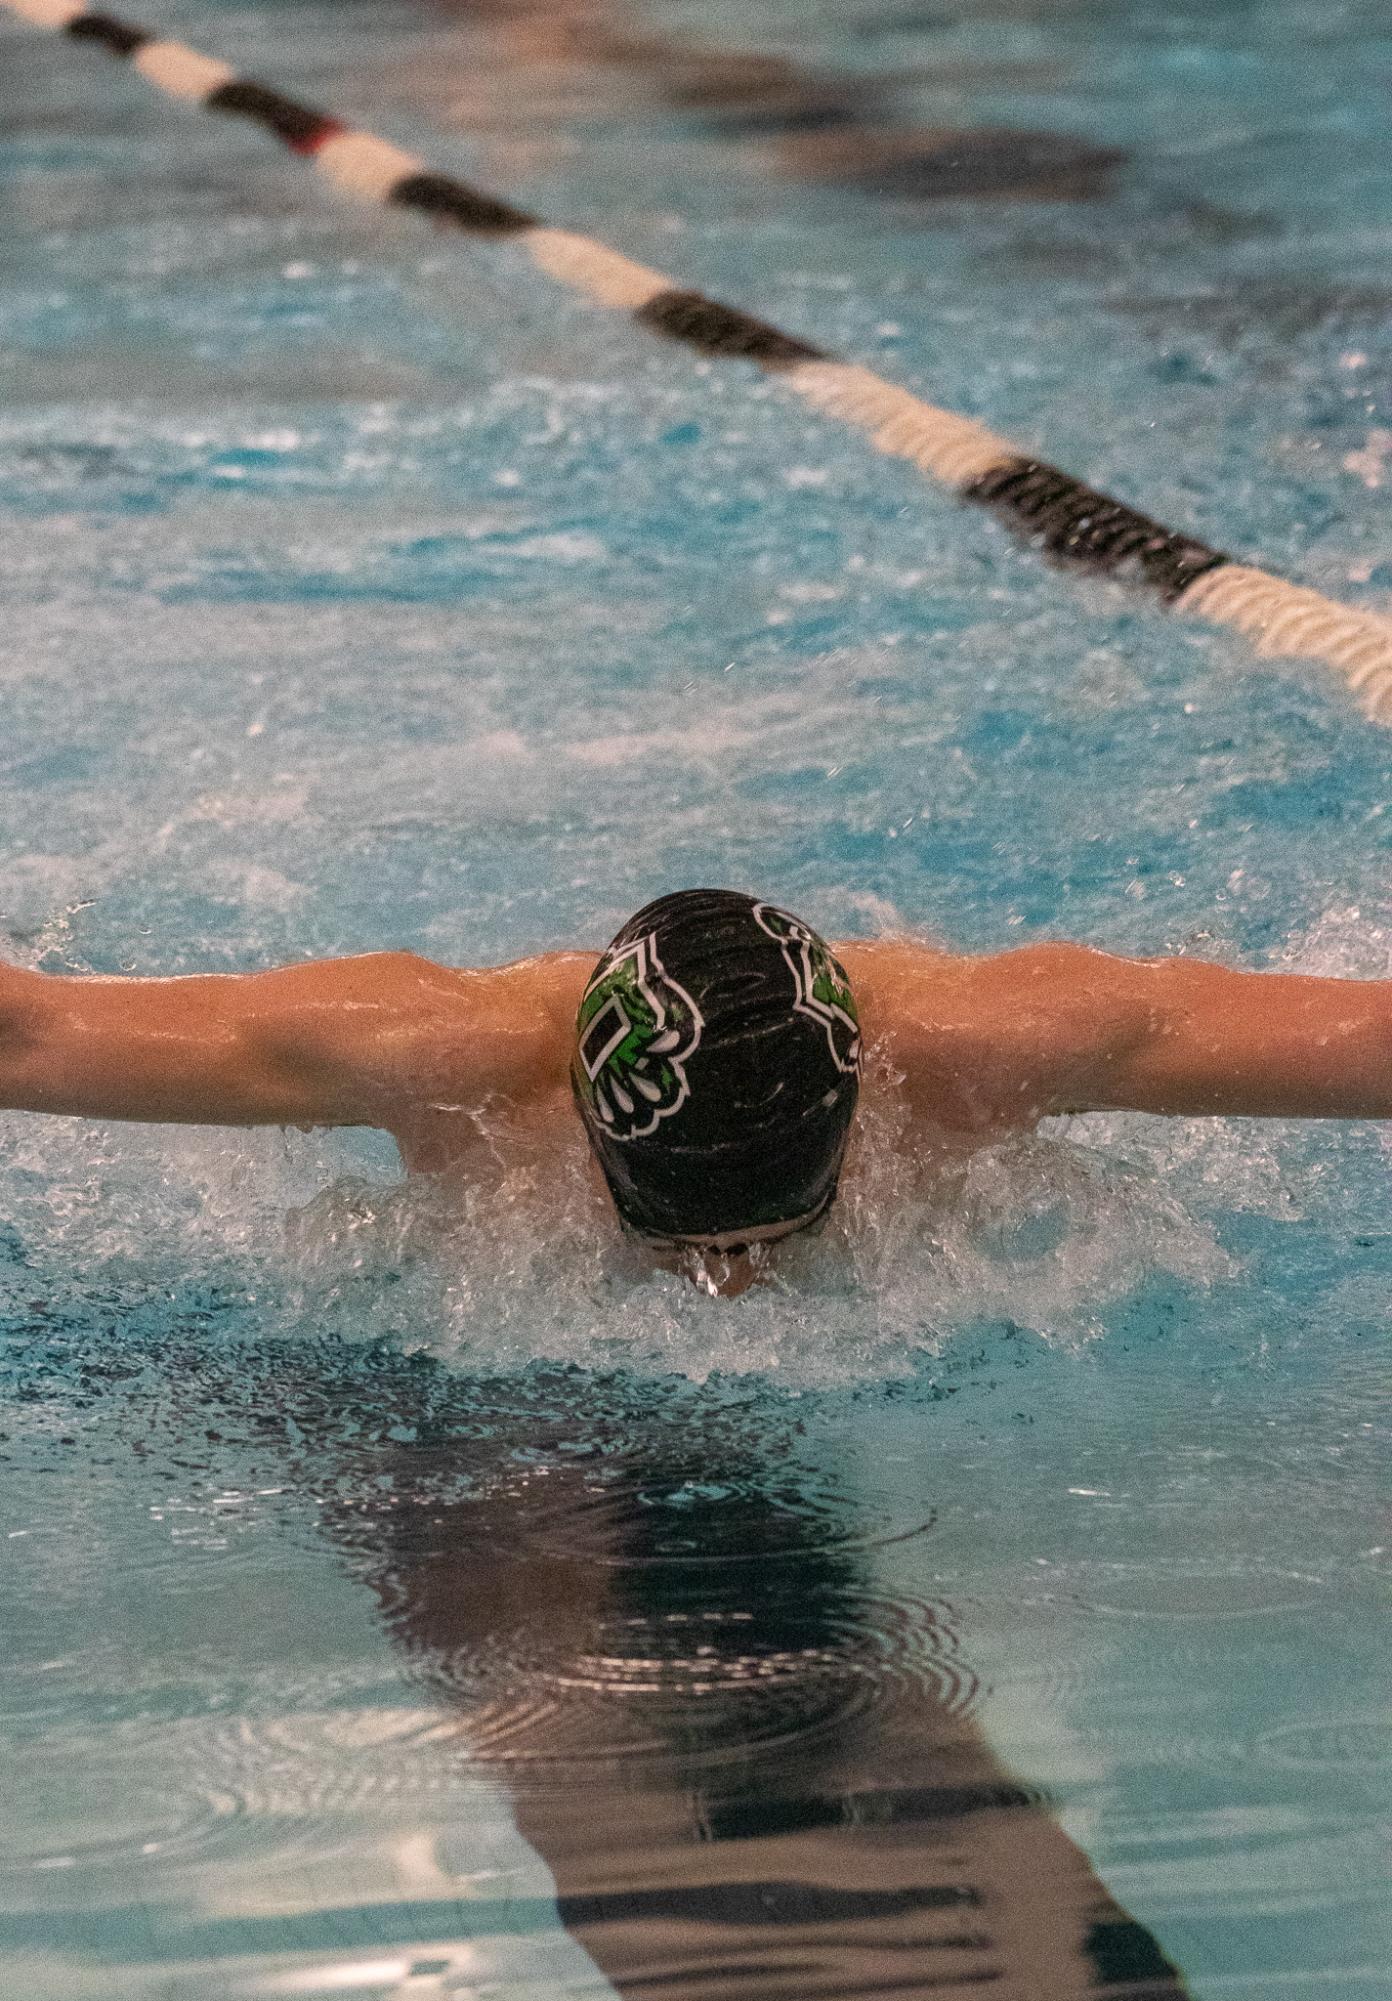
top-left (2, 1), bottom-right (1391, 1995)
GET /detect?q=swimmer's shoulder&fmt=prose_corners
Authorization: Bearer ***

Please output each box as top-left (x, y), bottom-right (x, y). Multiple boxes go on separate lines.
top-left (835, 935), bottom-right (1139, 1048)
top-left (377, 948), bottom-right (590, 1010)
top-left (332, 953), bottom-right (595, 1161)
top-left (401, 949), bottom-right (594, 1087)
top-left (834, 936), bottom-right (971, 1036)
top-left (489, 950), bottom-right (595, 1039)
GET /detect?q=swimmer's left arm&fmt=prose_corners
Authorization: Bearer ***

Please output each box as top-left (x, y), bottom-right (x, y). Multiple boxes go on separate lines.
top-left (958, 944), bottom-right (1392, 1122)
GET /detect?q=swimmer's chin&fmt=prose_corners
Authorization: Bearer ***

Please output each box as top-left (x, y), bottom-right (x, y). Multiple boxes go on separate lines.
top-left (654, 1242), bottom-right (773, 1299)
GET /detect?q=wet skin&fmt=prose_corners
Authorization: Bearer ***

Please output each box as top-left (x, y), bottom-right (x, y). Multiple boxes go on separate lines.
top-left (2, 929), bottom-right (1392, 1301)
top-left (1, 935), bottom-right (1390, 1242)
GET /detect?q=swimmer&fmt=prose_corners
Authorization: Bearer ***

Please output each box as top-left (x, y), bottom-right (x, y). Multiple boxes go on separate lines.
top-left (1, 886), bottom-right (1389, 1292)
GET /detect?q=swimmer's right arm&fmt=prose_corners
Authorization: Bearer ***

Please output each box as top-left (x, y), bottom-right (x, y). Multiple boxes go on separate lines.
top-left (0, 952), bottom-right (573, 1131)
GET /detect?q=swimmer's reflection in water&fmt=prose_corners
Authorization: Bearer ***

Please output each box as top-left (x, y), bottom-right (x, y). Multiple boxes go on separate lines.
top-left (430, 0), bottom-right (1126, 203)
top-left (3, 886), bottom-right (1392, 1298)
top-left (318, 1368), bottom-right (1191, 2000)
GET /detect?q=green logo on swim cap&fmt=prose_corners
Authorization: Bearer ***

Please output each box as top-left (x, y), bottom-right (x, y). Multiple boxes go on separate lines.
top-left (753, 904), bottom-right (862, 1075)
top-left (575, 935), bottom-right (704, 1142)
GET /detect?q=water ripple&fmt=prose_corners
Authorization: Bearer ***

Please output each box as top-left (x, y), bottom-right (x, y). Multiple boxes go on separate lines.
top-left (1068, 1560), bottom-right (1328, 1622)
top-left (0, 1732), bottom-right (235, 1872)
top-left (437, 1463), bottom-right (936, 1566)
top-left (1253, 1716), bottom-right (1392, 1771)
top-left (95, 1593), bottom-right (983, 1839)
top-left (408, 1589), bottom-right (980, 1774)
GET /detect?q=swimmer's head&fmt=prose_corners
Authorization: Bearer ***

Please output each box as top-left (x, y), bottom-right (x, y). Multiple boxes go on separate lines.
top-left (571, 889), bottom-right (862, 1248)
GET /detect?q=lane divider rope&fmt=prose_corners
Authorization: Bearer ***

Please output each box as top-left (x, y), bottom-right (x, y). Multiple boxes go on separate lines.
top-left (8, 0), bottom-right (1392, 720)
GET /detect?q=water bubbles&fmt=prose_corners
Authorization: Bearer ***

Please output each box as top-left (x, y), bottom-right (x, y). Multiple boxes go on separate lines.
top-left (0, 1047), bottom-right (1263, 1394)
top-left (1279, 901), bottom-right (1392, 979)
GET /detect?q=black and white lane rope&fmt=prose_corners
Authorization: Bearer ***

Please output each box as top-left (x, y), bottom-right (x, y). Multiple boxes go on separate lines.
top-left (8, 0), bottom-right (1392, 719)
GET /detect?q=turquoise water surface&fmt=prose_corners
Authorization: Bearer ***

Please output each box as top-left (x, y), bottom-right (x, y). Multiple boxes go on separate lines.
top-left (1, 1), bottom-right (1391, 1995)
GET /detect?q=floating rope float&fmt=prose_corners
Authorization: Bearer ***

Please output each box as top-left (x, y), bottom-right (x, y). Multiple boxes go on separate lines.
top-left (8, 0), bottom-right (1392, 721)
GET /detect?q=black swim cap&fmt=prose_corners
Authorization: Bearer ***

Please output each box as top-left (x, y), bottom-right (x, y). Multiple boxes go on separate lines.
top-left (572, 889), bottom-right (862, 1241)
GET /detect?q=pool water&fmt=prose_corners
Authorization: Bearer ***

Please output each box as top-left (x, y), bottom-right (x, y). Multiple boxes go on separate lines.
top-left (1, 0), bottom-right (1391, 1995)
